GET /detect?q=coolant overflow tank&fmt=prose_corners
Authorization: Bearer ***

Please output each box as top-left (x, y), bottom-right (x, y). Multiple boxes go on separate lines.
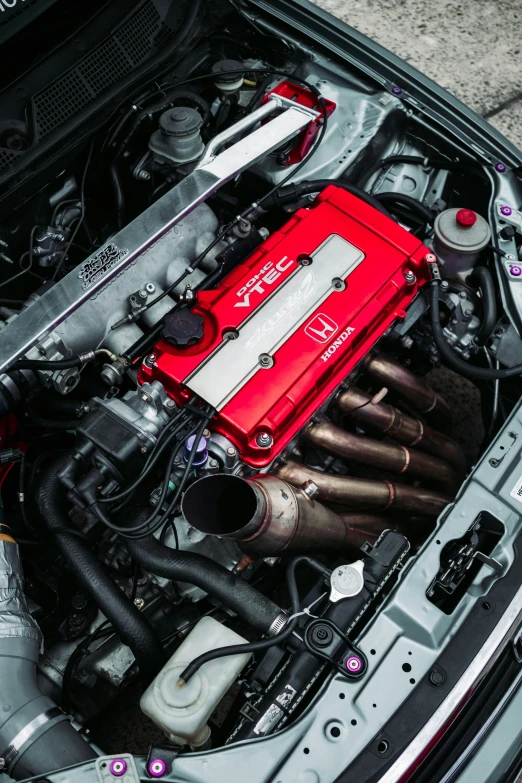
top-left (140, 617), bottom-right (251, 748)
top-left (433, 207), bottom-right (491, 281)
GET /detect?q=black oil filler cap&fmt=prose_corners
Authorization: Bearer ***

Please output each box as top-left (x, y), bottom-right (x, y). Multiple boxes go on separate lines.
top-left (162, 310), bottom-right (204, 348)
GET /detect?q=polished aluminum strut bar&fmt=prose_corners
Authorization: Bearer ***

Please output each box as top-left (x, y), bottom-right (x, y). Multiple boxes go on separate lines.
top-left (0, 95), bottom-right (319, 372)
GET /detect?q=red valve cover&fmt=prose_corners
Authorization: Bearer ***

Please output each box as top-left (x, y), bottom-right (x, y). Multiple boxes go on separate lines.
top-left (139, 186), bottom-right (430, 468)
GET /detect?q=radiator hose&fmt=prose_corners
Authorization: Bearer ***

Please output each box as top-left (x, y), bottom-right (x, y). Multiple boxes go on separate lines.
top-left (36, 461), bottom-right (166, 684)
top-left (125, 508), bottom-right (285, 635)
top-left (0, 519), bottom-right (96, 779)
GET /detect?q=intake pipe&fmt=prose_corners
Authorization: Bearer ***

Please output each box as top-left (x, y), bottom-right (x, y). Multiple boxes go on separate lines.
top-left (305, 420), bottom-right (458, 494)
top-left (0, 529), bottom-right (96, 779)
top-left (364, 354), bottom-right (452, 429)
top-left (276, 460), bottom-right (451, 518)
top-left (182, 474), bottom-right (373, 556)
top-left (337, 387), bottom-right (467, 480)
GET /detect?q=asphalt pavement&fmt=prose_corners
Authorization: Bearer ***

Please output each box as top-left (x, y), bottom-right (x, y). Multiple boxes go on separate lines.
top-left (312, 0), bottom-right (522, 148)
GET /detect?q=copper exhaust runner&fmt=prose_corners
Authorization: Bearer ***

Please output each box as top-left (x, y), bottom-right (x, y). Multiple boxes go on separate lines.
top-left (337, 387), bottom-right (466, 480)
top-left (305, 420), bottom-right (458, 493)
top-left (364, 355), bottom-right (451, 427)
top-left (182, 474), bottom-right (391, 556)
top-left (276, 461), bottom-right (451, 518)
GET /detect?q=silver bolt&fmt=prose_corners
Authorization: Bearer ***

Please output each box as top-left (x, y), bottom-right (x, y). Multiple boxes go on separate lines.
top-left (137, 170), bottom-right (151, 181)
top-left (227, 447), bottom-right (236, 456)
top-left (139, 289), bottom-right (148, 299)
top-left (404, 271), bottom-right (416, 284)
top-left (203, 429), bottom-right (211, 438)
top-left (259, 353), bottom-right (274, 368)
top-left (209, 459), bottom-right (219, 468)
top-left (441, 280), bottom-right (449, 289)
top-left (256, 432), bottom-right (273, 448)
top-left (459, 291), bottom-right (467, 299)
top-left (0, 758), bottom-right (5, 771)
top-left (144, 354), bottom-right (157, 368)
top-left (140, 446), bottom-right (148, 454)
top-left (301, 479), bottom-right (319, 499)
top-left (166, 399), bottom-right (176, 408)
top-left (505, 253), bottom-right (516, 261)
top-left (134, 597), bottom-right (145, 610)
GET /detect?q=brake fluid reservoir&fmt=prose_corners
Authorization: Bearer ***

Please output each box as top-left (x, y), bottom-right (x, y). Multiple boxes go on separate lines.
top-left (433, 207), bottom-right (491, 281)
top-left (140, 616), bottom-right (251, 748)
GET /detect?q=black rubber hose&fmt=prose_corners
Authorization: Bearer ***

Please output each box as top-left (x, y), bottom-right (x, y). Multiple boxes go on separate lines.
top-left (26, 410), bottom-right (80, 431)
top-left (178, 556), bottom-right (330, 684)
top-left (13, 357), bottom-right (84, 370)
top-left (36, 461), bottom-right (166, 684)
top-left (109, 161), bottom-right (126, 230)
top-left (125, 513), bottom-right (284, 634)
top-left (430, 280), bottom-right (522, 379)
top-left (264, 179), bottom-right (393, 218)
top-left (373, 192), bottom-right (435, 223)
top-left (469, 266), bottom-right (498, 347)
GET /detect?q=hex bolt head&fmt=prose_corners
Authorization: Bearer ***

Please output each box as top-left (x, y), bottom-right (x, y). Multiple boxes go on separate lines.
top-left (258, 353), bottom-right (274, 368)
top-left (134, 597), bottom-right (145, 610)
top-left (256, 432), bottom-right (273, 448)
top-left (148, 759), bottom-right (167, 778)
top-left (227, 447), bottom-right (236, 456)
top-left (404, 270), bottom-right (416, 284)
top-left (203, 429), bottom-right (211, 438)
top-left (144, 354), bottom-right (157, 368)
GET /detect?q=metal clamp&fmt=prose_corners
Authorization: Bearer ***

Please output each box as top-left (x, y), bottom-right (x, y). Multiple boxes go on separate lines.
top-left (304, 618), bottom-right (367, 679)
top-left (1, 706), bottom-right (65, 768)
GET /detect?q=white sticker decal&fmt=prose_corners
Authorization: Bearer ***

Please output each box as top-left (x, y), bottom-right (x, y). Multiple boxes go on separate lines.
top-left (510, 475), bottom-right (522, 504)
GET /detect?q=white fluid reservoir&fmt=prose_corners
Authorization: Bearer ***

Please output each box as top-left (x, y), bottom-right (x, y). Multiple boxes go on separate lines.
top-left (140, 616), bottom-right (251, 748)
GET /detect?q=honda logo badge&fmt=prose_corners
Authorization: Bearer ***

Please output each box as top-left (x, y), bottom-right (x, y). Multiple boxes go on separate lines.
top-left (305, 313), bottom-right (339, 343)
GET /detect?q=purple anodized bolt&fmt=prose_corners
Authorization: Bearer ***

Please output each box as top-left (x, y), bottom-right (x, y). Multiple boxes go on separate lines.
top-left (346, 655), bottom-right (363, 674)
top-left (391, 85), bottom-right (403, 96)
top-left (148, 759), bottom-right (167, 778)
top-left (183, 434), bottom-right (208, 466)
top-left (510, 265), bottom-right (522, 277)
top-left (109, 759), bottom-right (128, 777)
top-left (495, 162), bottom-right (506, 173)
top-left (501, 205), bottom-right (513, 216)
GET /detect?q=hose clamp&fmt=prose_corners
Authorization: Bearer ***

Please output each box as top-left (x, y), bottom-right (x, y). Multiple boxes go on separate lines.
top-left (267, 612), bottom-right (288, 638)
top-left (1, 707), bottom-right (65, 768)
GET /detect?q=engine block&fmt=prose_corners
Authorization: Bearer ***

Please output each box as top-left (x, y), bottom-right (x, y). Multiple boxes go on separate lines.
top-left (139, 186), bottom-right (430, 467)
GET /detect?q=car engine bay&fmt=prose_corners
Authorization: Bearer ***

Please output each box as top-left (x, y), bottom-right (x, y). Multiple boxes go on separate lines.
top-left (1, 0), bottom-right (522, 780)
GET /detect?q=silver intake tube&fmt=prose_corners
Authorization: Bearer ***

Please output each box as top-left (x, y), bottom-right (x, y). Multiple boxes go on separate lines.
top-left (182, 473), bottom-right (368, 556)
top-left (0, 536), bottom-right (96, 779)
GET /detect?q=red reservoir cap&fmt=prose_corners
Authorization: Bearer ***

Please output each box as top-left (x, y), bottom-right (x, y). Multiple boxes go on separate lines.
top-left (456, 209), bottom-right (477, 228)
